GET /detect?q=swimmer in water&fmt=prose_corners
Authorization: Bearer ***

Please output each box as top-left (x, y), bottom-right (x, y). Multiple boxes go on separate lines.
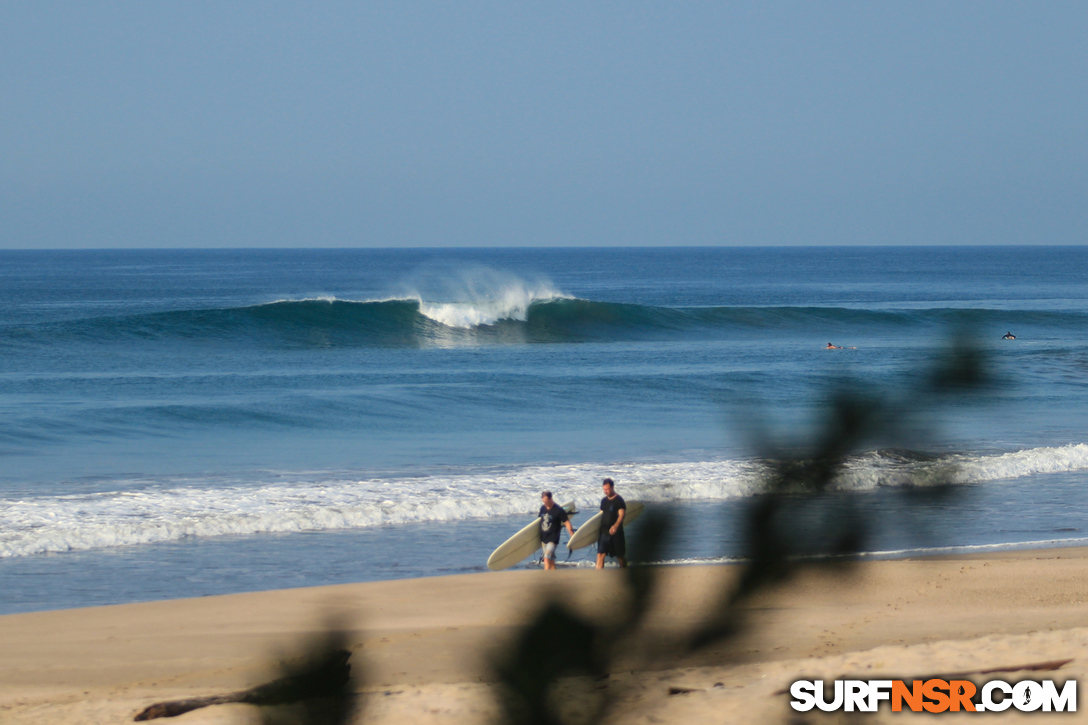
top-left (826, 342), bottom-right (857, 349)
top-left (1002, 332), bottom-right (1016, 340)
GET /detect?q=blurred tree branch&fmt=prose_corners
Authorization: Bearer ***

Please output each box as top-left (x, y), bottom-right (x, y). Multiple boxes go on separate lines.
top-left (492, 336), bottom-right (990, 724)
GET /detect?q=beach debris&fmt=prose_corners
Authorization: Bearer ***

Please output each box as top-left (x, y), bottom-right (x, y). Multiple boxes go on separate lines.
top-left (772, 658), bottom-right (1074, 696)
top-left (954, 657), bottom-right (1074, 675)
top-left (667, 686), bottom-right (704, 695)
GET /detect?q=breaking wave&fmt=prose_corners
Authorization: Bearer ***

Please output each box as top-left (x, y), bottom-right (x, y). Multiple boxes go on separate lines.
top-left (4, 444), bottom-right (1088, 558)
top-left (3, 298), bottom-right (1084, 349)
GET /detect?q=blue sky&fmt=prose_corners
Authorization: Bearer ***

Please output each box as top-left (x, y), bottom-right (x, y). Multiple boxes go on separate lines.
top-left (1, 2), bottom-right (1085, 248)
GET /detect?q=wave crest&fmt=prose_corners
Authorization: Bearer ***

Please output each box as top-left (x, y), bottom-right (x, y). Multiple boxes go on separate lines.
top-left (403, 266), bottom-right (570, 328)
top-left (4, 290), bottom-right (1088, 349)
top-left (415, 287), bottom-right (570, 329)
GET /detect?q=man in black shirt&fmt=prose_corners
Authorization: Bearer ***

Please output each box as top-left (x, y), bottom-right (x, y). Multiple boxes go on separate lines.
top-left (539, 490), bottom-right (574, 570)
top-left (595, 478), bottom-right (627, 569)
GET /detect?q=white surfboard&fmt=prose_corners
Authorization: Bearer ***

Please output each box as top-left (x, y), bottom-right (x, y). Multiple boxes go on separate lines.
top-left (567, 500), bottom-right (644, 552)
top-left (487, 502), bottom-right (579, 571)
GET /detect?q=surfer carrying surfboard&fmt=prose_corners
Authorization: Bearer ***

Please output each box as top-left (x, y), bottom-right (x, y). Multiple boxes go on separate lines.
top-left (539, 491), bottom-right (575, 570)
top-left (596, 478), bottom-right (628, 569)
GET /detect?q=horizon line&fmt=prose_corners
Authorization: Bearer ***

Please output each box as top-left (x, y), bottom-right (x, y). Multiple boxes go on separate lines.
top-left (1, 243), bottom-right (1085, 252)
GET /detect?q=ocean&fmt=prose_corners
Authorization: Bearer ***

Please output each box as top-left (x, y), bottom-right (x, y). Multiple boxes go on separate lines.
top-left (3, 246), bottom-right (1088, 614)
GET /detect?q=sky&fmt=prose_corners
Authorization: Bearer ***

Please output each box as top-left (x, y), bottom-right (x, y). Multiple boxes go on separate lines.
top-left (1, 2), bottom-right (1085, 248)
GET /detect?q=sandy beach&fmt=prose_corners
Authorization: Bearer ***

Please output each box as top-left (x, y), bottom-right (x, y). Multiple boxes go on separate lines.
top-left (3, 548), bottom-right (1088, 724)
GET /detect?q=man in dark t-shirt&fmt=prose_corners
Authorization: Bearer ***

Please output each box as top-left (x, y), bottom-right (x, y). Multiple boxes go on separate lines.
top-left (539, 490), bottom-right (574, 570)
top-left (595, 477), bottom-right (627, 569)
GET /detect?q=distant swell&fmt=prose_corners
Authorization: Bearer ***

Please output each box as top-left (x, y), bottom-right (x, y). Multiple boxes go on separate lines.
top-left (3, 444), bottom-right (1088, 558)
top-left (3, 299), bottom-right (1085, 349)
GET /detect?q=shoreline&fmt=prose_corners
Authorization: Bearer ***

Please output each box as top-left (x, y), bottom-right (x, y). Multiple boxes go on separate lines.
top-left (4, 546), bottom-right (1088, 723)
top-left (9, 530), bottom-right (1088, 618)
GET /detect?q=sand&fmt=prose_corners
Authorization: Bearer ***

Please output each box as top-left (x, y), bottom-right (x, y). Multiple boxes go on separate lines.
top-left (3, 548), bottom-right (1088, 723)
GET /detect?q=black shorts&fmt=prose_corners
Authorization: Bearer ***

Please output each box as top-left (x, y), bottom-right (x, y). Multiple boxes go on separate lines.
top-left (597, 527), bottom-right (626, 557)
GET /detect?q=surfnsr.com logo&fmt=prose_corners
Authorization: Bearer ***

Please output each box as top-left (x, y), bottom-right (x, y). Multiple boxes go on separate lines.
top-left (789, 678), bottom-right (1076, 713)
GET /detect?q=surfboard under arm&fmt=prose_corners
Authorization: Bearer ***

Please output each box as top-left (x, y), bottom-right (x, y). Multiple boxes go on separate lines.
top-left (486, 502), bottom-right (578, 571)
top-left (567, 501), bottom-right (644, 552)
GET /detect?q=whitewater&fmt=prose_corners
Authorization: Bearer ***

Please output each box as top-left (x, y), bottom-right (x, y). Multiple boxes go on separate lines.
top-left (5, 444), bottom-right (1088, 559)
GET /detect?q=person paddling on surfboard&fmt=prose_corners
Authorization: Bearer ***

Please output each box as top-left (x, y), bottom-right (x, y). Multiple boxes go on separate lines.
top-left (1003, 331), bottom-right (1016, 340)
top-left (596, 478), bottom-right (627, 570)
top-left (539, 491), bottom-right (574, 571)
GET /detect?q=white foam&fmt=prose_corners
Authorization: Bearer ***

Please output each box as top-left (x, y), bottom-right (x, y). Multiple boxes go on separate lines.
top-left (3, 444), bottom-right (1088, 558)
top-left (402, 266), bottom-right (571, 328)
top-left (263, 288), bottom-right (570, 329)
top-left (835, 443), bottom-right (1088, 490)
top-left (415, 285), bottom-right (568, 328)
top-left (247, 270), bottom-right (574, 329)
top-left (949, 443), bottom-right (1088, 482)
top-left (263, 295), bottom-right (340, 304)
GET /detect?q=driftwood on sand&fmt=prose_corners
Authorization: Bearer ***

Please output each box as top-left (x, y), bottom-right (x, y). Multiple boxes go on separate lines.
top-left (771, 658), bottom-right (1074, 696)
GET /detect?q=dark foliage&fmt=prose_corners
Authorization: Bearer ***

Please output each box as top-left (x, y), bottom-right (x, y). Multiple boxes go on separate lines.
top-left (491, 338), bottom-right (989, 724)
